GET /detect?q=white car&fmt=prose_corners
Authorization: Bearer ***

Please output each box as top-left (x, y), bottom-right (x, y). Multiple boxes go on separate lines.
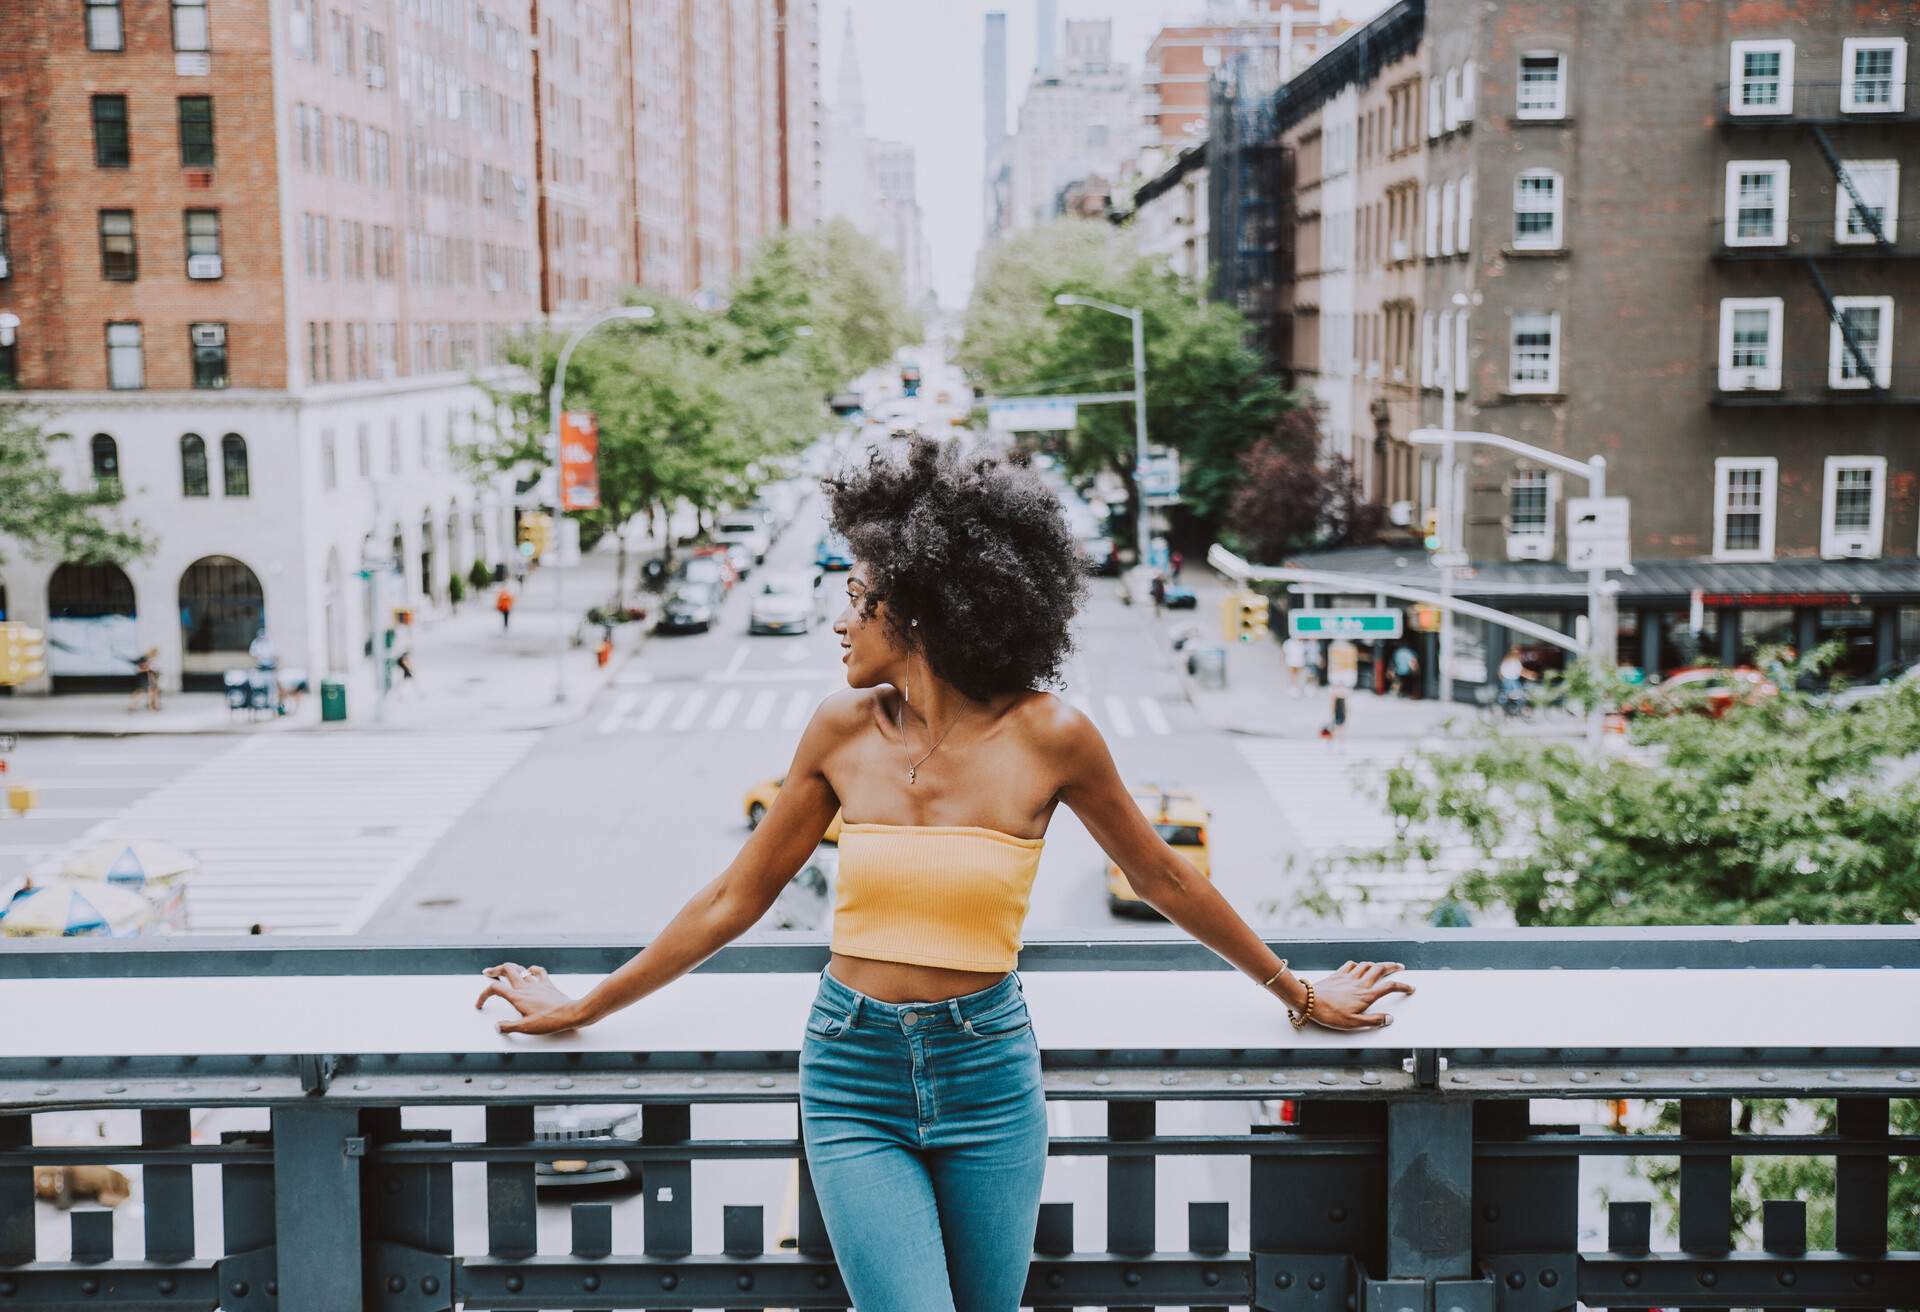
top-left (749, 572), bottom-right (817, 635)
top-left (714, 516), bottom-right (771, 568)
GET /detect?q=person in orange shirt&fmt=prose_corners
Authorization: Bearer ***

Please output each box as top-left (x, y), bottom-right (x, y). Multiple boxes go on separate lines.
top-left (494, 588), bottom-right (514, 631)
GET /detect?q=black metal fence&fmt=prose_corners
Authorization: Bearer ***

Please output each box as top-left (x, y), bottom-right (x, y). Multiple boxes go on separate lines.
top-left (2, 930), bottom-right (1916, 1310)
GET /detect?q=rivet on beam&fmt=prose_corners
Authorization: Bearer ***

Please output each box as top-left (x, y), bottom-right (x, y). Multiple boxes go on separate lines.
top-left (1161, 1074), bottom-right (1179, 1086)
top-left (1827, 1070), bottom-right (1848, 1082)
top-left (758, 1076), bottom-right (777, 1088)
top-left (104, 1083), bottom-right (126, 1094)
top-left (243, 1081), bottom-right (261, 1092)
top-left (1520, 1072), bottom-right (1538, 1084)
top-left (1688, 1071), bottom-right (1707, 1083)
top-left (1267, 1073), bottom-right (1284, 1085)
top-left (1897, 1070), bottom-right (1916, 1083)
top-left (1228, 1072), bottom-right (1246, 1085)
top-left (1361, 1072), bottom-right (1381, 1086)
top-left (33, 1086), bottom-right (54, 1097)
top-left (623, 1077), bottom-right (642, 1088)
top-left (1450, 1072), bottom-right (1470, 1084)
top-left (1569, 1071), bottom-right (1589, 1084)
top-left (1619, 1072), bottom-right (1639, 1084)
top-left (1759, 1071), bottom-right (1778, 1083)
top-left (1318, 1072), bottom-right (1338, 1085)
top-left (556, 1079), bottom-right (574, 1090)
top-left (420, 1081), bottom-right (439, 1091)
top-left (488, 1078), bottom-right (506, 1090)
top-left (691, 1077), bottom-right (708, 1088)
top-left (353, 1079), bottom-right (372, 1091)
top-left (1097, 1074), bottom-right (1114, 1085)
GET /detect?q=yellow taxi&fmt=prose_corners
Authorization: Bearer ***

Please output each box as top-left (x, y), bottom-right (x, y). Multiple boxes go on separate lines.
top-left (1107, 784), bottom-right (1211, 916)
top-left (743, 775), bottom-right (844, 843)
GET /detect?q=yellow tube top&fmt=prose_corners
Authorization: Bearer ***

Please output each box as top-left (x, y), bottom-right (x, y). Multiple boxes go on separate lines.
top-left (830, 823), bottom-right (1046, 973)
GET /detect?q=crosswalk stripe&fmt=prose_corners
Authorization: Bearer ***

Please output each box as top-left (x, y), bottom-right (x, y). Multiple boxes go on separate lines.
top-left (781, 689), bottom-right (811, 730)
top-left (1137, 698), bottom-right (1171, 735)
top-left (1104, 696), bottom-right (1136, 738)
top-left (632, 692), bottom-right (675, 732)
top-left (669, 691), bottom-right (710, 732)
top-left (744, 690), bottom-right (777, 730)
top-left (596, 692), bottom-right (639, 735)
top-left (708, 689), bottom-right (742, 731)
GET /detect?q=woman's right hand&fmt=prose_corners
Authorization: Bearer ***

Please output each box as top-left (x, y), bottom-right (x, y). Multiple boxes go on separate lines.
top-left (475, 962), bottom-right (588, 1035)
top-left (1308, 960), bottom-right (1413, 1030)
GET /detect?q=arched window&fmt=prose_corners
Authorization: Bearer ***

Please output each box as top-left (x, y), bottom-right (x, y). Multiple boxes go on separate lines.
top-left (181, 433), bottom-right (209, 497)
top-left (221, 433), bottom-right (250, 497)
top-left (89, 434), bottom-right (119, 489)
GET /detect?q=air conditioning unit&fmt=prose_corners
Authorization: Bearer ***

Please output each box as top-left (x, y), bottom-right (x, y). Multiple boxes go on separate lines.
top-left (1726, 369), bottom-right (1770, 391)
top-left (191, 323), bottom-right (226, 348)
top-left (1506, 532), bottom-right (1554, 561)
top-left (0, 253), bottom-right (9, 279)
top-left (1834, 536), bottom-right (1874, 558)
top-left (187, 253), bottom-right (223, 280)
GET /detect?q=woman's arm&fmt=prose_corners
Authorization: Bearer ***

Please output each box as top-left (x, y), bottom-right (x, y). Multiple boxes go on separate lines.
top-left (1051, 703), bottom-right (1410, 1030)
top-left (475, 692), bottom-right (857, 1035)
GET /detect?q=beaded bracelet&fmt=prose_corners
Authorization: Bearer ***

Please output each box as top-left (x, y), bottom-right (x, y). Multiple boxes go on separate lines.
top-left (1287, 979), bottom-right (1316, 1030)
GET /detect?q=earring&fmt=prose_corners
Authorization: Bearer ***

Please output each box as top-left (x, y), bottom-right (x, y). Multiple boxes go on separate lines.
top-left (904, 678), bottom-right (911, 704)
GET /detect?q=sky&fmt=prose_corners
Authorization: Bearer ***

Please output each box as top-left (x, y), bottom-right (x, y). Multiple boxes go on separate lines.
top-left (817, 1), bottom-right (1388, 310)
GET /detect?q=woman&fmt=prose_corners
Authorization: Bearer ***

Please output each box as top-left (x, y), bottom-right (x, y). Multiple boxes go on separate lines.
top-left (474, 437), bottom-right (1412, 1311)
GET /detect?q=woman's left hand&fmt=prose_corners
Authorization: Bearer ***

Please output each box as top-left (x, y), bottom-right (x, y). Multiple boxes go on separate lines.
top-left (475, 962), bottom-right (586, 1035)
top-left (1309, 960), bottom-right (1413, 1030)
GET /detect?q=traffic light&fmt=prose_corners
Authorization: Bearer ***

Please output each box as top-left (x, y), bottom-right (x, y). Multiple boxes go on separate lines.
top-left (1422, 508), bottom-right (1442, 552)
top-left (1221, 591), bottom-right (1269, 643)
top-left (519, 513), bottom-right (553, 561)
top-left (0, 622), bottom-right (46, 686)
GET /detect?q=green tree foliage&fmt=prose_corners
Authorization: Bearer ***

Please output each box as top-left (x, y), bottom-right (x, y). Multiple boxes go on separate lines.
top-left (0, 402), bottom-right (148, 566)
top-left (958, 220), bottom-right (1290, 537)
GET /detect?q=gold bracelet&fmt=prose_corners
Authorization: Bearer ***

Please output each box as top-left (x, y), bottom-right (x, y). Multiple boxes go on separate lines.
top-left (1260, 960), bottom-right (1288, 990)
top-left (1288, 979), bottom-right (1316, 1030)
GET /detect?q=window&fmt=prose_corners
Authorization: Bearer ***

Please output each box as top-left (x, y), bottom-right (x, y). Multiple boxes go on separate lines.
top-left (1427, 76), bottom-right (1442, 138)
top-left (171, 0), bottom-right (209, 52)
top-left (1509, 311), bottom-right (1558, 392)
top-left (185, 209), bottom-right (221, 277)
top-left (190, 322), bottom-right (227, 389)
top-left (180, 433), bottom-right (209, 496)
top-left (1456, 174), bottom-right (1474, 252)
top-left (92, 95), bottom-right (130, 168)
top-left (1517, 52), bottom-right (1565, 118)
top-left (98, 210), bottom-right (136, 280)
top-left (320, 429), bottom-right (337, 490)
top-left (1718, 297), bottom-right (1783, 390)
top-left (1420, 312), bottom-right (1435, 387)
top-left (1458, 59), bottom-right (1476, 122)
top-left (90, 433), bottom-right (120, 488)
top-left (177, 96), bottom-right (214, 167)
top-left (1443, 64), bottom-right (1462, 130)
top-left (357, 423), bottom-right (372, 479)
top-left (1821, 455), bottom-right (1886, 557)
top-left (0, 212), bottom-right (9, 278)
top-left (1835, 160), bottom-right (1898, 243)
top-left (1513, 169), bottom-right (1562, 248)
top-left (1440, 180), bottom-right (1458, 256)
top-left (1714, 457), bottom-right (1777, 559)
top-left (290, 0), bottom-right (315, 57)
top-left (1829, 295), bottom-right (1892, 389)
top-left (85, 0), bottom-right (123, 50)
top-left (1507, 469), bottom-right (1553, 556)
top-left (1453, 308), bottom-right (1469, 395)
top-left (1841, 37), bottom-right (1906, 112)
top-left (221, 433), bottom-right (249, 497)
top-left (1730, 39), bottom-right (1794, 115)
top-left (1724, 161), bottom-right (1789, 246)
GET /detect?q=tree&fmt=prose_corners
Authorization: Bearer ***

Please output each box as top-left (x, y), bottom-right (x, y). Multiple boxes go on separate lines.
top-left (0, 402), bottom-right (148, 566)
top-left (960, 220), bottom-right (1291, 547)
top-left (1226, 407), bottom-right (1381, 563)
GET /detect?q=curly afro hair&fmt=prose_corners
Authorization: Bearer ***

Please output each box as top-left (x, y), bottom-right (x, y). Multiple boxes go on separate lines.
top-left (825, 435), bottom-right (1088, 702)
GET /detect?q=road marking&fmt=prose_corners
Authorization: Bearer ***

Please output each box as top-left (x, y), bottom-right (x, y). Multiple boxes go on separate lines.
top-left (723, 645), bottom-right (749, 676)
top-left (632, 692), bottom-right (675, 732)
top-left (1104, 696), bottom-right (1136, 738)
top-left (1138, 698), bottom-right (1171, 735)
top-left (596, 693), bottom-right (638, 736)
top-left (744, 690), bottom-right (777, 730)
top-left (669, 691), bottom-right (710, 732)
top-left (781, 690), bottom-right (811, 730)
top-left (707, 689), bottom-right (742, 731)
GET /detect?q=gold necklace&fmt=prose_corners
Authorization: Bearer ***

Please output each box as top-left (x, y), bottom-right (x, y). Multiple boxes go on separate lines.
top-left (896, 697), bottom-right (964, 785)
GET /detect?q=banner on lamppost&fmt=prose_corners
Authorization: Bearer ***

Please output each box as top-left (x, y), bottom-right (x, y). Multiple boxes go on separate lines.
top-left (558, 411), bottom-right (600, 511)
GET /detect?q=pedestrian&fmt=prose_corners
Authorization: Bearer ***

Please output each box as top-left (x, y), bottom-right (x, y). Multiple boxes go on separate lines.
top-left (1282, 633), bottom-right (1311, 697)
top-left (1497, 646), bottom-right (1535, 714)
top-left (1325, 637), bottom-right (1360, 748)
top-left (393, 643), bottom-right (419, 698)
top-left (127, 648), bottom-right (161, 712)
top-left (1169, 549), bottom-right (1184, 580)
top-left (471, 434), bottom-right (1408, 1312)
top-left (248, 627), bottom-right (284, 715)
top-left (1149, 572), bottom-right (1167, 613)
top-left (496, 587), bottom-right (515, 631)
top-left (1391, 644), bottom-right (1420, 698)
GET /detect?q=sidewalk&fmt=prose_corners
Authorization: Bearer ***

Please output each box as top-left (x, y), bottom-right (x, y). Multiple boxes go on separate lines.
top-left (0, 540), bottom-right (651, 738)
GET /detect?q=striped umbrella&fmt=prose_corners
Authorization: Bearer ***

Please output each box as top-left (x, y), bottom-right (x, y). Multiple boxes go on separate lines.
top-left (60, 839), bottom-right (199, 887)
top-left (0, 878), bottom-right (153, 938)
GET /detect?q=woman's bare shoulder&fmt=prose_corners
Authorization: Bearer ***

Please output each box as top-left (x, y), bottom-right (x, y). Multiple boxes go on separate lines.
top-left (1009, 688), bottom-right (1100, 754)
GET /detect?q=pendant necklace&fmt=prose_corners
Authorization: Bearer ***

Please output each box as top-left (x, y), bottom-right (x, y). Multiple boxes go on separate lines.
top-left (897, 694), bottom-right (962, 785)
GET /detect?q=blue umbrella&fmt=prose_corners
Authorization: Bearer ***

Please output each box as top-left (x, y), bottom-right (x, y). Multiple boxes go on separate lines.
top-left (0, 878), bottom-right (152, 937)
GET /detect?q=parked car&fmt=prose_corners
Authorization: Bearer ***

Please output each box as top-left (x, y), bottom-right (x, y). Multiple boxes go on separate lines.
top-left (743, 774), bottom-right (843, 842)
top-left (656, 583), bottom-right (719, 634)
top-left (677, 552), bottom-right (735, 595)
top-left (1108, 784), bottom-right (1211, 916)
top-left (714, 516), bottom-right (772, 568)
top-left (815, 532), bottom-right (855, 571)
top-left (1826, 659), bottom-right (1920, 710)
top-left (535, 1103), bottom-right (643, 1191)
top-left (749, 573), bottom-right (816, 635)
top-left (1623, 666), bottom-right (1777, 719)
top-left (765, 849), bottom-right (837, 931)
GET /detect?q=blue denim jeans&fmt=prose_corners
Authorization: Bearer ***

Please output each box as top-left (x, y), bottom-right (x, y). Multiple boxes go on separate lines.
top-left (799, 966), bottom-right (1048, 1311)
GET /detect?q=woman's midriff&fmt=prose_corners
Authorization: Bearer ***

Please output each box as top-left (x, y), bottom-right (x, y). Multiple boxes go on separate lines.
top-left (827, 953), bottom-right (1008, 1004)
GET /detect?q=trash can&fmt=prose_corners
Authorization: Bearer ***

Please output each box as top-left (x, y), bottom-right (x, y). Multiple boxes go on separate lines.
top-left (1187, 645), bottom-right (1228, 690)
top-left (321, 677), bottom-right (348, 722)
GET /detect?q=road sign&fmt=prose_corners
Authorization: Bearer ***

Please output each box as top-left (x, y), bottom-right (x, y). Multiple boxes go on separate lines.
top-left (1138, 449), bottom-right (1180, 503)
top-left (1567, 495), bottom-right (1630, 571)
top-left (987, 398), bottom-right (1077, 431)
top-left (558, 411), bottom-right (600, 511)
top-left (1288, 609), bottom-right (1404, 639)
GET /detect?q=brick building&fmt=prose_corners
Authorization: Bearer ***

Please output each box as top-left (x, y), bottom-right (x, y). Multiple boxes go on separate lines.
top-left (0, 0), bottom-right (822, 696)
top-left (1230, 0), bottom-right (1920, 695)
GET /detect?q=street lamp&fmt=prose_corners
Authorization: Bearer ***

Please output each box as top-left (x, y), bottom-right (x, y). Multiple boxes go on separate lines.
top-left (1053, 293), bottom-right (1151, 582)
top-left (1409, 427), bottom-right (1614, 750)
top-left (549, 304), bottom-right (655, 704)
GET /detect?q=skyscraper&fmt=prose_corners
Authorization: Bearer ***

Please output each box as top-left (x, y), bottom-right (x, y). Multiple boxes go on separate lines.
top-left (1036, 0), bottom-right (1059, 77)
top-left (983, 12), bottom-right (1010, 239)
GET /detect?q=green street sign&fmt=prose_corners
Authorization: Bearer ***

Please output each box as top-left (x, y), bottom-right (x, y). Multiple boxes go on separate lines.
top-left (1288, 609), bottom-right (1403, 639)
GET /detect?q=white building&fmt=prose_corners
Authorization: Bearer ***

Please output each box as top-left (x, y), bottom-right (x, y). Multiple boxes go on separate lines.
top-left (821, 14), bottom-right (929, 301)
top-left (1004, 19), bottom-right (1145, 229)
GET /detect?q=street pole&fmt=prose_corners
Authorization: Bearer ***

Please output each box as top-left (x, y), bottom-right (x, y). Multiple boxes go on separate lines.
top-left (1585, 454), bottom-right (1612, 752)
top-left (1437, 325), bottom-right (1457, 704)
top-left (546, 305), bottom-right (654, 705)
top-left (1129, 307), bottom-right (1150, 581)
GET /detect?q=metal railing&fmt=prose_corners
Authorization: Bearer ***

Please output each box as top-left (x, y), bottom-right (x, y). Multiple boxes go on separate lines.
top-left (1715, 80), bottom-right (1920, 124)
top-left (1707, 363), bottom-right (1920, 404)
top-left (2, 929), bottom-right (1917, 1311)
